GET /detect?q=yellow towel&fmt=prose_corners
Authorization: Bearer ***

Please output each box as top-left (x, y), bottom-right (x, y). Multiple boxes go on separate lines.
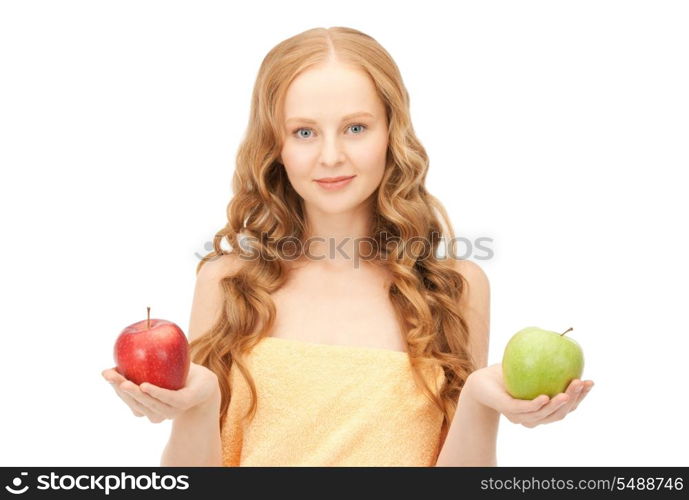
top-left (221, 336), bottom-right (446, 466)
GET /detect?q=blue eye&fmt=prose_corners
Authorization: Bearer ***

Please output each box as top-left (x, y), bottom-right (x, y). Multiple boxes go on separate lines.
top-left (293, 123), bottom-right (367, 139)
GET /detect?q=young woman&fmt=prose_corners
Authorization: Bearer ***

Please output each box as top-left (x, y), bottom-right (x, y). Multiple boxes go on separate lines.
top-left (102, 26), bottom-right (594, 467)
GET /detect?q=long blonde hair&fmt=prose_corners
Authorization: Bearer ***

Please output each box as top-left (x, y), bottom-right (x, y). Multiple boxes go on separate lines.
top-left (191, 26), bottom-right (477, 456)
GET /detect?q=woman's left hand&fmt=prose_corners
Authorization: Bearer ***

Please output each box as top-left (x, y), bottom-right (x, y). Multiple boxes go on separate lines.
top-left (465, 363), bottom-right (594, 428)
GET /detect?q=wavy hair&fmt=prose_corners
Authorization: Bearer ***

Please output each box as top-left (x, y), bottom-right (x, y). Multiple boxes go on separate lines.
top-left (190, 26), bottom-right (478, 458)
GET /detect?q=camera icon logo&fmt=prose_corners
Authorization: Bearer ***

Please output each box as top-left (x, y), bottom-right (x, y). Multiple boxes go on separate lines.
top-left (5, 472), bottom-right (29, 495)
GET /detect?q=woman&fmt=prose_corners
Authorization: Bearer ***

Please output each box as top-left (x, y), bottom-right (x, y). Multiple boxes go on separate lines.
top-left (102, 26), bottom-right (594, 466)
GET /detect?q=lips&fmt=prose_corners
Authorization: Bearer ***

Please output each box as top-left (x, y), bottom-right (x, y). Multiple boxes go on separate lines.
top-left (315, 175), bottom-right (355, 183)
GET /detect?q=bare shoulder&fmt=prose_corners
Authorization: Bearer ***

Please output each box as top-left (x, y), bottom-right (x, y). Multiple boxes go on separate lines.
top-left (188, 253), bottom-right (245, 342)
top-left (452, 259), bottom-right (490, 296)
top-left (451, 258), bottom-right (490, 368)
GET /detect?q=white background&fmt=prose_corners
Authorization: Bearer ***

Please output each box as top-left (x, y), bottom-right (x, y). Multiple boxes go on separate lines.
top-left (1, 0), bottom-right (687, 466)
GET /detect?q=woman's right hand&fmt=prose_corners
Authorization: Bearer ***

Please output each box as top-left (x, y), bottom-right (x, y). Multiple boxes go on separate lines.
top-left (101, 362), bottom-right (221, 423)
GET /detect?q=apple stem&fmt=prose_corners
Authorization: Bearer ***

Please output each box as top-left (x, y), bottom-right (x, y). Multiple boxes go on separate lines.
top-left (147, 306), bottom-right (150, 329)
top-left (560, 327), bottom-right (573, 337)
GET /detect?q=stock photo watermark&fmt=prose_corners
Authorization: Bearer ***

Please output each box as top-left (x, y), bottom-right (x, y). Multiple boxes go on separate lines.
top-left (194, 232), bottom-right (494, 268)
top-left (3, 471), bottom-right (190, 495)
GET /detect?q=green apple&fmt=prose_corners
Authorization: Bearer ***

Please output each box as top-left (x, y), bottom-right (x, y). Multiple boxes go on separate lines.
top-left (502, 326), bottom-right (584, 400)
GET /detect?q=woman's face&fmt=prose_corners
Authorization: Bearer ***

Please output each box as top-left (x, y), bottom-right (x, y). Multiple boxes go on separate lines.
top-left (279, 61), bottom-right (389, 215)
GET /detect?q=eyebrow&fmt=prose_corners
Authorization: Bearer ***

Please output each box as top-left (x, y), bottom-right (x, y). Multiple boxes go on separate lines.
top-left (285, 111), bottom-right (375, 124)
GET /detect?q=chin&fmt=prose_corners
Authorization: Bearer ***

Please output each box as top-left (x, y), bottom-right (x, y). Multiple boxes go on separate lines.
top-left (312, 196), bottom-right (363, 213)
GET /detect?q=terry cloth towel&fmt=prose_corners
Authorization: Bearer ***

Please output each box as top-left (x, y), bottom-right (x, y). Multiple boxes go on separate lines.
top-left (221, 335), bottom-right (446, 466)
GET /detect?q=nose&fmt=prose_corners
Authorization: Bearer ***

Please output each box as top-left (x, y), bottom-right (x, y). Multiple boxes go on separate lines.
top-left (318, 133), bottom-right (346, 167)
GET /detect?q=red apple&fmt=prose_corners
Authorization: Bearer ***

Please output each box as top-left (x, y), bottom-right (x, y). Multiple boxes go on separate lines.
top-left (114, 307), bottom-right (190, 390)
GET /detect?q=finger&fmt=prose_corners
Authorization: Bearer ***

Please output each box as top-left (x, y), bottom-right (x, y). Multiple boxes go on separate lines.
top-left (111, 384), bottom-right (147, 417)
top-left (102, 368), bottom-right (126, 385)
top-left (570, 381), bottom-right (594, 412)
top-left (538, 403), bottom-right (570, 424)
top-left (119, 381), bottom-right (176, 418)
top-left (563, 378), bottom-right (584, 408)
top-left (513, 394), bottom-right (551, 413)
top-left (542, 394), bottom-right (575, 421)
top-left (140, 382), bottom-right (190, 410)
top-left (564, 378), bottom-right (582, 393)
top-left (530, 380), bottom-right (586, 424)
top-left (567, 380), bottom-right (590, 410)
top-left (523, 392), bottom-right (571, 422)
top-left (117, 386), bottom-right (165, 422)
top-left (105, 374), bottom-right (160, 420)
top-left (539, 384), bottom-right (589, 424)
top-left (538, 378), bottom-right (583, 415)
top-left (563, 379), bottom-right (590, 414)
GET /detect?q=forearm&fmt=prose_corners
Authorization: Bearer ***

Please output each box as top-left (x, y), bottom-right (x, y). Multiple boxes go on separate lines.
top-left (434, 376), bottom-right (500, 466)
top-left (160, 395), bottom-right (223, 467)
